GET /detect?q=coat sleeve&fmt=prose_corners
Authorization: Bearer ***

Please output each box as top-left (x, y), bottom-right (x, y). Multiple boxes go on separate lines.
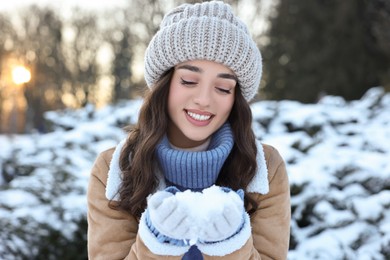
top-left (202, 144), bottom-right (291, 260)
top-left (87, 149), bottom-right (184, 260)
top-left (250, 144), bottom-right (291, 259)
top-left (87, 148), bottom-right (138, 259)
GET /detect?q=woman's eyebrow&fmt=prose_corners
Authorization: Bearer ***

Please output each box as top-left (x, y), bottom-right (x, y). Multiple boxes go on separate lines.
top-left (218, 73), bottom-right (238, 82)
top-left (176, 64), bottom-right (202, 73)
top-left (176, 64), bottom-right (237, 82)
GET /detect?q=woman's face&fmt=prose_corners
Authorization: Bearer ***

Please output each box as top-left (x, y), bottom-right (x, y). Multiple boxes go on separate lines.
top-left (167, 60), bottom-right (236, 148)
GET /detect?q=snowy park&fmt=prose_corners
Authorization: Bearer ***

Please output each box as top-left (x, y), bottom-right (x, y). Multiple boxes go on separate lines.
top-left (0, 87), bottom-right (389, 259)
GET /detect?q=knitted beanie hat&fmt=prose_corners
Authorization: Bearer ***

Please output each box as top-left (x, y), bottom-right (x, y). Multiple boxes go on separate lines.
top-left (144, 1), bottom-right (262, 101)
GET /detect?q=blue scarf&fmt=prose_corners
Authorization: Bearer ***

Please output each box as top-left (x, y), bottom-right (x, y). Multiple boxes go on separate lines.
top-left (155, 123), bottom-right (234, 190)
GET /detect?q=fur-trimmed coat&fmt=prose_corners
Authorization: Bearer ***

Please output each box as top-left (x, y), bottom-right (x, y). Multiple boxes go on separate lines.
top-left (87, 141), bottom-right (290, 259)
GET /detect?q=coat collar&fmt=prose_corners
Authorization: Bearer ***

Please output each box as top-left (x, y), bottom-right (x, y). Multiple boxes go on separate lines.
top-left (105, 139), bottom-right (269, 201)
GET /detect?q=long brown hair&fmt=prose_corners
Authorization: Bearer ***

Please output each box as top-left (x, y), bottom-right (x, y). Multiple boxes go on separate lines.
top-left (112, 68), bottom-right (258, 218)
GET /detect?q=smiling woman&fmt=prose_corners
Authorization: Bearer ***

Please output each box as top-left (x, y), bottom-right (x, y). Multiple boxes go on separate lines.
top-left (167, 60), bottom-right (236, 148)
top-left (87, 1), bottom-right (290, 259)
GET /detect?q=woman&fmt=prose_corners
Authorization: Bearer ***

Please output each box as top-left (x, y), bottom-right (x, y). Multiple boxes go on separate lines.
top-left (87, 1), bottom-right (290, 259)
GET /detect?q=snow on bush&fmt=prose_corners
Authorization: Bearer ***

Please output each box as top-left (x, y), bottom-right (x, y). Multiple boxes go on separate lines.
top-left (0, 88), bottom-right (389, 259)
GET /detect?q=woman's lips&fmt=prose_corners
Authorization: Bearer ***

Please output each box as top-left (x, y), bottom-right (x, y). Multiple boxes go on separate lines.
top-left (184, 109), bottom-right (214, 126)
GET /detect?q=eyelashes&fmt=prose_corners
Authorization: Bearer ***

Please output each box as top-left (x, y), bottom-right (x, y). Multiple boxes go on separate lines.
top-left (180, 77), bottom-right (232, 94)
top-left (180, 78), bottom-right (196, 85)
top-left (216, 88), bottom-right (232, 94)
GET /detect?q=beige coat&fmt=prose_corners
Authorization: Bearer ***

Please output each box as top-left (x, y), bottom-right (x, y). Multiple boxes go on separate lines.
top-left (87, 142), bottom-right (290, 259)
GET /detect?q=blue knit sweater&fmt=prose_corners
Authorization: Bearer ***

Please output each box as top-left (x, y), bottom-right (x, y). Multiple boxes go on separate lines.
top-left (155, 123), bottom-right (234, 191)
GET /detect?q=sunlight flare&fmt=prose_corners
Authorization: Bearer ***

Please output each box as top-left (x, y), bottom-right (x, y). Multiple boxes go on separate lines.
top-left (12, 66), bottom-right (31, 85)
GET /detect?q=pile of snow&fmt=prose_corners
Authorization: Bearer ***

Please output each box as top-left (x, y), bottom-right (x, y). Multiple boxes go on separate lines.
top-left (251, 87), bottom-right (390, 259)
top-left (0, 101), bottom-right (140, 259)
top-left (0, 88), bottom-right (389, 259)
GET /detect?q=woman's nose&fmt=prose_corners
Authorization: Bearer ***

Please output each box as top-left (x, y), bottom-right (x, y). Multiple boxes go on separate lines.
top-left (193, 85), bottom-right (211, 107)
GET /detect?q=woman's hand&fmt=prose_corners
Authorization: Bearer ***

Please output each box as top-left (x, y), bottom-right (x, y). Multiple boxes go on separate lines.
top-left (198, 188), bottom-right (245, 242)
top-left (147, 187), bottom-right (197, 241)
top-left (145, 186), bottom-right (245, 244)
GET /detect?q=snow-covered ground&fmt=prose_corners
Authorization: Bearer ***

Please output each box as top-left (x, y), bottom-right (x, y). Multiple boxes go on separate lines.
top-left (0, 87), bottom-right (389, 259)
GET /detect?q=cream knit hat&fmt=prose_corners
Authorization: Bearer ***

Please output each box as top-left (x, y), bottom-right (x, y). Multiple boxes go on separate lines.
top-left (144, 1), bottom-right (262, 101)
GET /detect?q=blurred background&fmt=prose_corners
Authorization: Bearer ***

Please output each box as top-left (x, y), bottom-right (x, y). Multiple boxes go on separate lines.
top-left (0, 0), bottom-right (389, 134)
top-left (1, 1), bottom-right (390, 259)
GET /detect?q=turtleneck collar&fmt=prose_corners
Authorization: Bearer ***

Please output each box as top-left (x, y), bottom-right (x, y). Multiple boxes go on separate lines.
top-left (155, 123), bottom-right (234, 190)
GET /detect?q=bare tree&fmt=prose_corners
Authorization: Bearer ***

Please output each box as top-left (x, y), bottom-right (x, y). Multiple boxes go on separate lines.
top-left (102, 8), bottom-right (134, 102)
top-left (64, 9), bottom-right (101, 107)
top-left (0, 13), bottom-right (16, 133)
top-left (13, 6), bottom-right (67, 132)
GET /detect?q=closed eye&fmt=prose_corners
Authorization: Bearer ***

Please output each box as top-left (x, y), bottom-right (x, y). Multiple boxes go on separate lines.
top-left (180, 78), bottom-right (197, 86)
top-left (216, 87), bottom-right (232, 94)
